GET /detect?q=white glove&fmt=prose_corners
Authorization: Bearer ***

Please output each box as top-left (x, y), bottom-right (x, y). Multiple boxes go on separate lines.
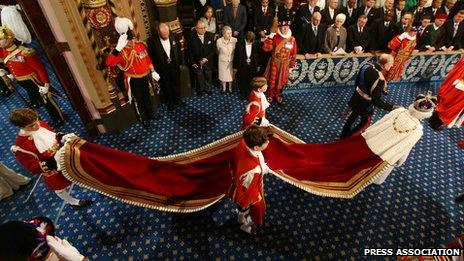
top-left (6, 74), bottom-right (14, 81)
top-left (268, 33), bottom-right (276, 39)
top-left (0, 69), bottom-right (7, 76)
top-left (39, 83), bottom-right (50, 95)
top-left (61, 133), bottom-right (77, 144)
top-left (151, 71), bottom-right (160, 81)
top-left (46, 236), bottom-right (85, 261)
top-left (115, 33), bottom-right (128, 51)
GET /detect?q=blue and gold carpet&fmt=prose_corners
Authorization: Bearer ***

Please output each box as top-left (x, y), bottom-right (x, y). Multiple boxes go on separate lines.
top-left (0, 61), bottom-right (463, 259)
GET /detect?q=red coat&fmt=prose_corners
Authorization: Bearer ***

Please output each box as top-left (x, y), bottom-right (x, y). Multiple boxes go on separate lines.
top-left (232, 140), bottom-right (265, 209)
top-left (436, 57), bottom-right (464, 127)
top-left (0, 46), bottom-right (49, 84)
top-left (106, 41), bottom-right (154, 79)
top-left (242, 91), bottom-right (266, 129)
top-left (263, 34), bottom-right (297, 99)
top-left (12, 121), bottom-right (71, 191)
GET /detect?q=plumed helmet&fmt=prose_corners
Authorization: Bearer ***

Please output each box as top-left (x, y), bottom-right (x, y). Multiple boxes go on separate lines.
top-left (114, 17), bottom-right (134, 35)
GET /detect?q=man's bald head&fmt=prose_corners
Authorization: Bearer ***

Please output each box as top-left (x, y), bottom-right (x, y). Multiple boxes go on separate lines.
top-left (158, 23), bottom-right (170, 39)
top-left (378, 53), bottom-right (394, 71)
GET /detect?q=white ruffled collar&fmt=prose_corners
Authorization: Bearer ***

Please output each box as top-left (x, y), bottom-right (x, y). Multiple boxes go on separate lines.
top-left (400, 32), bottom-right (416, 41)
top-left (278, 29), bottom-right (292, 39)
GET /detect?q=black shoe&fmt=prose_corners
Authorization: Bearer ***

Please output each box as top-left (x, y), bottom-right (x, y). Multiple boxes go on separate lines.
top-left (167, 104), bottom-right (175, 111)
top-left (250, 224), bottom-right (258, 235)
top-left (455, 193), bottom-right (464, 203)
top-left (205, 90), bottom-right (213, 95)
top-left (177, 100), bottom-right (186, 107)
top-left (152, 114), bottom-right (162, 120)
top-left (71, 199), bottom-right (92, 208)
top-left (197, 91), bottom-right (204, 96)
top-left (141, 121), bottom-right (150, 129)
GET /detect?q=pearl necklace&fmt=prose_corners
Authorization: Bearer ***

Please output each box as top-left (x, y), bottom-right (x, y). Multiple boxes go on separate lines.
top-left (392, 112), bottom-right (417, 134)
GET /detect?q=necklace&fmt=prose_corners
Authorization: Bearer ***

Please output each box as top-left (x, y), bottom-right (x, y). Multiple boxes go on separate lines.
top-left (392, 112), bottom-right (417, 134)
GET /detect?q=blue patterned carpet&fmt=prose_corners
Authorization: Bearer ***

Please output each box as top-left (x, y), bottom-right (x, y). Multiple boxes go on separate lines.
top-left (0, 58), bottom-right (463, 260)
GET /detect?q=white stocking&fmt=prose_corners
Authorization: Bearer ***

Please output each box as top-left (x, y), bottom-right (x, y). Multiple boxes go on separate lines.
top-left (55, 188), bottom-right (80, 205)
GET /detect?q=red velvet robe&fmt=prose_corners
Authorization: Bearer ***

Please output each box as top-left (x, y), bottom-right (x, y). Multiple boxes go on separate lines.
top-left (232, 140), bottom-right (266, 225)
top-left (263, 33), bottom-right (297, 101)
top-left (242, 91), bottom-right (266, 129)
top-left (13, 121), bottom-right (70, 191)
top-left (386, 34), bottom-right (416, 81)
top-left (436, 57), bottom-right (464, 127)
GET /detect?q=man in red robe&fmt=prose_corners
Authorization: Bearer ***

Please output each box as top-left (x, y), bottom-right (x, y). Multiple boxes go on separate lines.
top-left (242, 77), bottom-right (270, 129)
top-left (428, 57), bottom-right (464, 148)
top-left (233, 125), bottom-right (272, 235)
top-left (9, 108), bottom-right (91, 207)
top-left (263, 20), bottom-right (297, 104)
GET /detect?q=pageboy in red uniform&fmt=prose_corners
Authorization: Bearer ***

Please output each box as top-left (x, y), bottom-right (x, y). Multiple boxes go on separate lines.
top-left (242, 77), bottom-right (270, 129)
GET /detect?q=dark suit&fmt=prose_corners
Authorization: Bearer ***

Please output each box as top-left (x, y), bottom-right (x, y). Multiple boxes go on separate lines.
top-left (295, 4), bottom-right (321, 34)
top-left (147, 34), bottom-right (182, 106)
top-left (358, 6), bottom-right (379, 26)
top-left (393, 21), bottom-right (408, 36)
top-left (370, 18), bottom-right (396, 51)
top-left (392, 9), bottom-right (405, 23)
top-left (254, 5), bottom-right (275, 35)
top-left (443, 19), bottom-right (464, 49)
top-left (417, 24), bottom-right (446, 50)
top-left (298, 23), bottom-right (327, 54)
top-left (412, 6), bottom-right (427, 25)
top-left (233, 40), bottom-right (260, 98)
top-left (378, 7), bottom-right (391, 20)
top-left (341, 7), bottom-right (360, 27)
top-left (423, 6), bottom-right (440, 22)
top-left (188, 30), bottom-right (216, 94)
top-left (224, 4), bottom-right (248, 37)
top-left (321, 7), bottom-right (341, 25)
top-left (347, 24), bottom-right (371, 52)
top-left (277, 5), bottom-right (298, 22)
top-left (341, 63), bottom-right (394, 138)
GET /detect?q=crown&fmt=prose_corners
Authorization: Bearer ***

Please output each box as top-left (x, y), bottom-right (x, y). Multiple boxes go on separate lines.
top-left (413, 91), bottom-right (437, 113)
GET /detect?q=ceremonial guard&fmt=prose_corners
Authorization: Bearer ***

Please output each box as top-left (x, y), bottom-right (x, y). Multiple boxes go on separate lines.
top-left (340, 54), bottom-right (399, 139)
top-left (262, 20), bottom-right (297, 103)
top-left (242, 77), bottom-right (270, 129)
top-left (386, 27), bottom-right (418, 81)
top-left (10, 108), bottom-right (91, 207)
top-left (106, 17), bottom-right (161, 128)
top-left (233, 125), bottom-right (272, 235)
top-left (0, 26), bottom-right (65, 124)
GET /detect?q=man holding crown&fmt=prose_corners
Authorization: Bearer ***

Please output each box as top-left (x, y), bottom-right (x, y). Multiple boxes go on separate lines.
top-left (0, 26), bottom-right (65, 125)
top-left (106, 17), bottom-right (161, 128)
top-left (262, 20), bottom-right (297, 104)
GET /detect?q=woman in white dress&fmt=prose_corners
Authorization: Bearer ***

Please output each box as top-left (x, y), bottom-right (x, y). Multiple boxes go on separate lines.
top-left (216, 25), bottom-right (237, 93)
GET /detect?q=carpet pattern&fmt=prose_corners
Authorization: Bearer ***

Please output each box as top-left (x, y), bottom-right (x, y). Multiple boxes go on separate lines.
top-left (0, 48), bottom-right (463, 259)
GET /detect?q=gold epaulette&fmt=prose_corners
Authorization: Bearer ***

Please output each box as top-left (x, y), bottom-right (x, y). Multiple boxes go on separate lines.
top-left (20, 47), bottom-right (36, 57)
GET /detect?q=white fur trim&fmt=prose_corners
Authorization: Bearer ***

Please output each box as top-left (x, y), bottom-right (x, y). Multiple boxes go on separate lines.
top-left (362, 108), bottom-right (423, 165)
top-left (278, 29), bottom-right (292, 39)
top-left (407, 104), bottom-right (433, 120)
